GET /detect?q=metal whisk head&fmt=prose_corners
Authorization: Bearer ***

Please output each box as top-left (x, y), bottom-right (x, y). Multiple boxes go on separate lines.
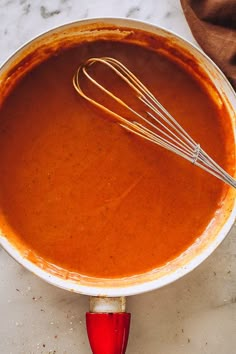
top-left (73, 57), bottom-right (236, 188)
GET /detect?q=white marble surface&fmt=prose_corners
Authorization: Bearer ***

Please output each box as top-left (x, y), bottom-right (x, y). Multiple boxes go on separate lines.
top-left (0, 1), bottom-right (235, 353)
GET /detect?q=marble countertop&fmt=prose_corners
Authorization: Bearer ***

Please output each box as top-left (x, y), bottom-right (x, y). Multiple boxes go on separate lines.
top-left (0, 1), bottom-right (235, 353)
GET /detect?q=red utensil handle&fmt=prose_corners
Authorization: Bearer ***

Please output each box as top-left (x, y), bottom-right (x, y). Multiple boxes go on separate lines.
top-left (86, 312), bottom-right (131, 354)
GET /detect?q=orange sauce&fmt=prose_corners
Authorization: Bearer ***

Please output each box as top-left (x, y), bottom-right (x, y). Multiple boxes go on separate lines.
top-left (0, 40), bottom-right (233, 278)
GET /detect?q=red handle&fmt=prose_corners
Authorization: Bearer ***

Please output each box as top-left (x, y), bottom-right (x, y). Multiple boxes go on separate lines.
top-left (86, 312), bottom-right (131, 354)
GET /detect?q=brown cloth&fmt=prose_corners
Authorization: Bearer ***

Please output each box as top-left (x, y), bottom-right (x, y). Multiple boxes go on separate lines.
top-left (181, 0), bottom-right (236, 89)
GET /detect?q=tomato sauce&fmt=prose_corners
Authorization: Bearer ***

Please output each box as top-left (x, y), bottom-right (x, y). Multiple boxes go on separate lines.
top-left (0, 40), bottom-right (233, 278)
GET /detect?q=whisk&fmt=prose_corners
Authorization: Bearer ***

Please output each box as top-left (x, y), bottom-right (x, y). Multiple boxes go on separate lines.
top-left (73, 57), bottom-right (236, 188)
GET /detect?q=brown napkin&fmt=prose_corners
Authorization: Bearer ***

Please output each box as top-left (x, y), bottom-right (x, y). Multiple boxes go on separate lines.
top-left (181, 0), bottom-right (236, 89)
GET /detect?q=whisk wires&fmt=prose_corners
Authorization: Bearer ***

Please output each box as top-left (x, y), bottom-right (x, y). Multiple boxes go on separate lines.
top-left (73, 57), bottom-right (236, 188)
